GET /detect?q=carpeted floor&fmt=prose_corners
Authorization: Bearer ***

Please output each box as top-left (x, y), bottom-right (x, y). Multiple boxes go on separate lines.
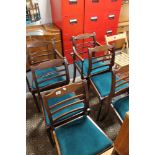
top-left (26, 88), bottom-right (121, 155)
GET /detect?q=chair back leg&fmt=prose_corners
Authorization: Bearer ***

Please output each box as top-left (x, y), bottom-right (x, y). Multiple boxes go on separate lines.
top-left (96, 104), bottom-right (102, 121)
top-left (47, 128), bottom-right (55, 147)
top-left (72, 63), bottom-right (76, 83)
top-left (32, 93), bottom-right (41, 112)
top-left (100, 100), bottom-right (110, 121)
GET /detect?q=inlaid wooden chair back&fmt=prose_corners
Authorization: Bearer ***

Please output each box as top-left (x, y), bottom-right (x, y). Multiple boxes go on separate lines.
top-left (88, 45), bottom-right (115, 77)
top-left (42, 81), bottom-right (89, 128)
top-left (27, 40), bottom-right (63, 67)
top-left (72, 32), bottom-right (98, 59)
top-left (105, 32), bottom-right (128, 53)
top-left (31, 59), bottom-right (70, 92)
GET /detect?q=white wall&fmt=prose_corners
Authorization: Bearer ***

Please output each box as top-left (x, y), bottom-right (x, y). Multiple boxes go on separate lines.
top-left (37, 0), bottom-right (52, 24)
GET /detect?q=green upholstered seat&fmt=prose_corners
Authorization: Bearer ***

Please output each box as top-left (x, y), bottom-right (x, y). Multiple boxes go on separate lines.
top-left (44, 93), bottom-right (84, 126)
top-left (76, 58), bottom-right (109, 77)
top-left (90, 72), bottom-right (129, 97)
top-left (112, 96), bottom-right (129, 120)
top-left (32, 67), bottom-right (65, 90)
top-left (56, 116), bottom-right (112, 155)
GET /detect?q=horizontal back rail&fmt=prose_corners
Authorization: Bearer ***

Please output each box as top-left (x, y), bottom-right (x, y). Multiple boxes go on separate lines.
top-left (53, 107), bottom-right (85, 123)
top-left (51, 99), bottom-right (85, 115)
top-left (49, 94), bottom-right (85, 110)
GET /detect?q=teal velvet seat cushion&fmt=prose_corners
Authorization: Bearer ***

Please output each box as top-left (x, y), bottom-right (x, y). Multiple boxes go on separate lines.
top-left (76, 58), bottom-right (109, 76)
top-left (90, 72), bottom-right (129, 97)
top-left (55, 116), bottom-right (112, 155)
top-left (32, 67), bottom-right (65, 90)
top-left (44, 93), bottom-right (84, 126)
top-left (112, 96), bottom-right (129, 120)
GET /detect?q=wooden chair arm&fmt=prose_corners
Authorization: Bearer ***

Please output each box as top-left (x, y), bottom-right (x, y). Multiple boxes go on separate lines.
top-left (96, 41), bottom-right (102, 46)
top-left (72, 47), bottom-right (84, 62)
top-left (55, 49), bottom-right (63, 59)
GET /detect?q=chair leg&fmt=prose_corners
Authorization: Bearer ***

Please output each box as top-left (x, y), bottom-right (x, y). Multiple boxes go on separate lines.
top-left (96, 104), bottom-right (102, 121)
top-left (47, 128), bottom-right (55, 147)
top-left (72, 64), bottom-right (77, 83)
top-left (100, 101), bottom-right (110, 121)
top-left (32, 93), bottom-right (41, 112)
top-left (87, 78), bottom-right (90, 90)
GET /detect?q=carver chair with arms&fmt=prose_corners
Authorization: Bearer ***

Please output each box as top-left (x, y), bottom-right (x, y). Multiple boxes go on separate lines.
top-left (26, 40), bottom-right (64, 112)
top-left (42, 81), bottom-right (113, 155)
top-left (71, 32), bottom-right (100, 82)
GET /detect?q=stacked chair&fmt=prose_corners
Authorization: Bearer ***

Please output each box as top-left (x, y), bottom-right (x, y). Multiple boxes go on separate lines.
top-left (87, 45), bottom-right (129, 121)
top-left (26, 40), bottom-right (69, 112)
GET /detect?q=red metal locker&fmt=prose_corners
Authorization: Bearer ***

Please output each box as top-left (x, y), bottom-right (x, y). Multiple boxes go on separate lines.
top-left (62, 15), bottom-right (84, 35)
top-left (62, 0), bottom-right (84, 16)
top-left (50, 0), bottom-right (63, 28)
top-left (85, 0), bottom-right (106, 13)
top-left (104, 0), bottom-right (122, 11)
top-left (84, 12), bottom-right (106, 32)
top-left (104, 27), bottom-right (117, 37)
top-left (50, 0), bottom-right (122, 64)
top-left (104, 10), bottom-right (120, 28)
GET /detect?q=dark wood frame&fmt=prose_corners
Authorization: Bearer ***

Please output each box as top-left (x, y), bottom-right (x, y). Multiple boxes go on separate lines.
top-left (71, 32), bottom-right (100, 82)
top-left (30, 59), bottom-right (70, 113)
top-left (42, 80), bottom-right (89, 149)
top-left (108, 67), bottom-right (129, 123)
top-left (27, 40), bottom-right (63, 66)
top-left (26, 40), bottom-right (65, 112)
top-left (88, 45), bottom-right (115, 121)
top-left (42, 81), bottom-right (113, 154)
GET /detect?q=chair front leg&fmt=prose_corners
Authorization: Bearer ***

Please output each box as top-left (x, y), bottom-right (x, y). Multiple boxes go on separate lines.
top-left (47, 128), bottom-right (55, 147)
top-left (96, 103), bottom-right (102, 121)
top-left (32, 92), bottom-right (41, 112)
top-left (72, 62), bottom-right (77, 83)
top-left (100, 99), bottom-right (110, 121)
